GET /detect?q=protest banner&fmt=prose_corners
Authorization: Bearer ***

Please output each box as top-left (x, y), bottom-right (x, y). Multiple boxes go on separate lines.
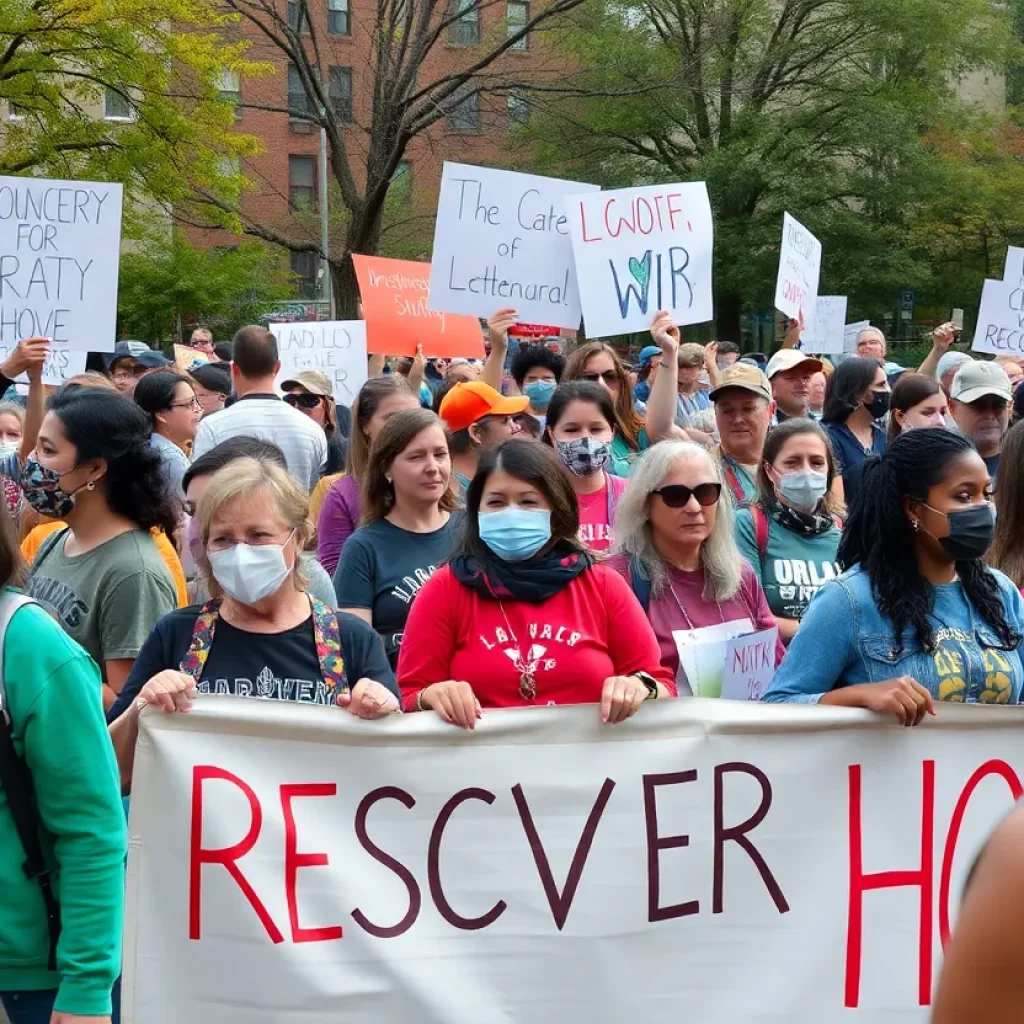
top-left (720, 627), bottom-right (779, 701)
top-left (844, 319), bottom-right (871, 353)
top-left (508, 323), bottom-right (561, 338)
top-left (0, 176), bottom-right (122, 352)
top-left (124, 698), bottom-right (1024, 1023)
top-left (428, 164), bottom-right (597, 329)
top-left (1004, 246), bottom-right (1024, 284)
top-left (565, 182), bottom-right (714, 337)
top-left (774, 213), bottom-right (821, 330)
top-left (971, 278), bottom-right (1024, 356)
top-left (269, 320), bottom-right (368, 405)
top-left (801, 296), bottom-right (847, 354)
top-left (353, 255), bottom-right (484, 358)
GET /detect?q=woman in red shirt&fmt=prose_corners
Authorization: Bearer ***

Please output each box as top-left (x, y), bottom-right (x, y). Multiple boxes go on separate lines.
top-left (397, 439), bottom-right (674, 727)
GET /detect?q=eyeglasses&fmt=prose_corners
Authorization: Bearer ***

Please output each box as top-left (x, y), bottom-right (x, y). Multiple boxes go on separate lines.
top-left (651, 482), bottom-right (722, 508)
top-left (112, 366), bottom-right (146, 380)
top-left (284, 392), bottom-right (323, 410)
top-left (581, 370), bottom-right (620, 386)
top-left (170, 398), bottom-right (203, 412)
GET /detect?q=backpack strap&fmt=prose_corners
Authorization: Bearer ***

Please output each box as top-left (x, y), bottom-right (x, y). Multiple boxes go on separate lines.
top-left (0, 594), bottom-right (61, 970)
top-left (751, 505), bottom-right (770, 561)
top-left (628, 556), bottom-right (652, 613)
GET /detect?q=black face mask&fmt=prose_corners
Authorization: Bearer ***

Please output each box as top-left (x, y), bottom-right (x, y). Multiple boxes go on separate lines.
top-left (865, 391), bottom-right (890, 420)
top-left (923, 502), bottom-right (996, 561)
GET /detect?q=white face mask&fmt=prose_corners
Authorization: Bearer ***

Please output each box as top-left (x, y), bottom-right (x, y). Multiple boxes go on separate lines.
top-left (207, 530), bottom-right (295, 605)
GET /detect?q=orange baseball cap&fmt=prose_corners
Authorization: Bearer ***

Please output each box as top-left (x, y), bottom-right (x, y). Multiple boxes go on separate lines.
top-left (439, 381), bottom-right (529, 433)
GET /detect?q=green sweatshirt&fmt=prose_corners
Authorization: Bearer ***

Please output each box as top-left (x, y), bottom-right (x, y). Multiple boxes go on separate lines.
top-left (0, 595), bottom-right (127, 1015)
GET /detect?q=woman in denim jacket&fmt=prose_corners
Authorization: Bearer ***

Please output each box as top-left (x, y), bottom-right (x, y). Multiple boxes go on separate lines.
top-left (764, 429), bottom-right (1024, 724)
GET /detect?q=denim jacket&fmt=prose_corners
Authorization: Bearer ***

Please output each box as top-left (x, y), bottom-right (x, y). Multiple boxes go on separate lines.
top-left (764, 565), bottom-right (1024, 705)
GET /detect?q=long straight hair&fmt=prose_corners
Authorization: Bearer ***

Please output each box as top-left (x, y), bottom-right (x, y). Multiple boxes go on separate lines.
top-left (888, 373), bottom-right (944, 443)
top-left (346, 375), bottom-right (417, 481)
top-left (563, 343), bottom-right (644, 451)
top-left (989, 419), bottom-right (1024, 588)
top-left (755, 418), bottom-right (843, 518)
top-left (614, 440), bottom-right (744, 601)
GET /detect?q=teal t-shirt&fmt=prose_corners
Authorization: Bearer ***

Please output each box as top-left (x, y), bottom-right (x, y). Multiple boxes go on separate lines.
top-left (609, 429), bottom-right (650, 478)
top-left (734, 507), bottom-right (841, 622)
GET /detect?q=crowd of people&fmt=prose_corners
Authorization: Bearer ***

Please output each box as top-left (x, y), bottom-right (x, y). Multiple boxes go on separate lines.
top-left (0, 309), bottom-right (1023, 1022)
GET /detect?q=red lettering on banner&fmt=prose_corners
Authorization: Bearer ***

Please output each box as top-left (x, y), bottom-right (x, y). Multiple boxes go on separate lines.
top-left (713, 762), bottom-right (789, 914)
top-left (938, 760), bottom-right (1023, 948)
top-left (643, 771), bottom-right (699, 922)
top-left (428, 788), bottom-right (507, 930)
top-left (281, 783), bottom-right (343, 943)
top-left (580, 203), bottom-right (601, 243)
top-left (188, 765), bottom-right (284, 944)
top-left (512, 778), bottom-right (615, 931)
top-left (351, 786), bottom-right (422, 938)
top-left (845, 760), bottom-right (934, 1009)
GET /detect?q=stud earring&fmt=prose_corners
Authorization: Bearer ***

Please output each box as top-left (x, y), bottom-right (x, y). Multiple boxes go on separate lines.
top-left (86, 480), bottom-right (95, 491)
top-left (911, 519), bottom-right (919, 532)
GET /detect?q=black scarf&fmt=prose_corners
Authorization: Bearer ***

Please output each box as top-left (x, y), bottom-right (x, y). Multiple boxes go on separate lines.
top-left (450, 544), bottom-right (593, 603)
top-left (770, 500), bottom-right (836, 538)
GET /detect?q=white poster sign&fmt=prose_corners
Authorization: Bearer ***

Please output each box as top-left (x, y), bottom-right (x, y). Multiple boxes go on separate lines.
top-left (801, 296), bottom-right (848, 354)
top-left (427, 163), bottom-right (597, 329)
top-left (566, 182), bottom-right (714, 337)
top-left (1003, 246), bottom-right (1024, 284)
top-left (844, 319), bottom-right (871, 353)
top-left (0, 176), bottom-right (122, 352)
top-left (774, 212), bottom-right (821, 328)
top-left (0, 343), bottom-right (88, 387)
top-left (971, 278), bottom-right (1024, 356)
top-left (269, 320), bottom-right (367, 405)
top-left (721, 627), bottom-right (779, 702)
top-left (126, 699), bottom-right (1024, 1023)
top-left (672, 618), bottom-right (752, 698)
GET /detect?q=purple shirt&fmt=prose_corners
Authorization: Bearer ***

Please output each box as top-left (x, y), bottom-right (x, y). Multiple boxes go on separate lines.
top-left (317, 473), bottom-right (361, 576)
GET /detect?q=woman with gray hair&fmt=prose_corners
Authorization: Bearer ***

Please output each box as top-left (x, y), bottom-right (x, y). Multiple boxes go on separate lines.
top-left (609, 440), bottom-right (784, 691)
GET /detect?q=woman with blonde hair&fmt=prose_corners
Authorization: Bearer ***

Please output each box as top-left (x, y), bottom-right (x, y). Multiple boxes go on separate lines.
top-left (609, 440), bottom-right (784, 689)
top-left (108, 456), bottom-right (398, 787)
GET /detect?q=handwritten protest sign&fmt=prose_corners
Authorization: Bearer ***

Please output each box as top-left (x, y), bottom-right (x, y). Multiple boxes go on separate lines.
top-left (565, 182), bottom-right (714, 336)
top-left (672, 618), bottom-right (753, 698)
top-left (1004, 246), bottom-right (1024, 284)
top-left (428, 164), bottom-right (596, 329)
top-left (0, 176), bottom-right (122, 352)
top-left (801, 296), bottom-right (847, 354)
top-left (0, 343), bottom-right (87, 388)
top-left (174, 345), bottom-right (210, 374)
top-left (720, 627), bottom-right (780, 702)
top-left (774, 213), bottom-right (821, 329)
top-left (844, 319), bottom-right (871, 353)
top-left (971, 278), bottom-right (1024, 356)
top-left (353, 255), bottom-right (484, 357)
top-left (269, 320), bottom-right (367, 405)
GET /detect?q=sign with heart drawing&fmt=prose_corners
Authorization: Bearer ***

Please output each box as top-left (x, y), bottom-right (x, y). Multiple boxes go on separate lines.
top-left (565, 181), bottom-right (714, 337)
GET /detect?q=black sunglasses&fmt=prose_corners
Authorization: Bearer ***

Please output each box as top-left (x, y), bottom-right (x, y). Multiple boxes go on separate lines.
top-left (651, 482), bottom-right (722, 508)
top-left (581, 370), bottom-right (620, 386)
top-left (284, 392), bottom-right (322, 409)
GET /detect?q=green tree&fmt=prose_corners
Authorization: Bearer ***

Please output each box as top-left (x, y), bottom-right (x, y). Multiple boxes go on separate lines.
top-left (117, 231), bottom-right (297, 343)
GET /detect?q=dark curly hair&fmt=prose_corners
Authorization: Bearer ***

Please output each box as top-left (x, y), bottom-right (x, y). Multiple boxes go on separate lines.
top-left (509, 343), bottom-right (565, 389)
top-left (837, 428), bottom-right (1018, 654)
top-left (47, 386), bottom-right (180, 535)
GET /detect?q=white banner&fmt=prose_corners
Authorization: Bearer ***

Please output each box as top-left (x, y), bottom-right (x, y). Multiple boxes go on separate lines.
top-left (427, 163), bottom-right (597, 329)
top-left (971, 278), bottom-right (1024, 356)
top-left (124, 698), bottom-right (1024, 1023)
top-left (566, 182), bottom-right (714, 337)
top-left (845, 319), bottom-right (872, 353)
top-left (1004, 245), bottom-right (1024, 284)
top-left (774, 212), bottom-right (821, 328)
top-left (801, 295), bottom-right (848, 354)
top-left (0, 176), bottom-right (122, 352)
top-left (269, 319), bottom-right (368, 405)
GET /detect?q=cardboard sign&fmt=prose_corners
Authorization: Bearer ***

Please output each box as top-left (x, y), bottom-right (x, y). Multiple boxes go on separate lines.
top-left (774, 212), bottom-right (821, 328)
top-left (0, 176), bottom-right (122, 352)
top-left (353, 255), bottom-right (484, 358)
top-left (174, 345), bottom-right (210, 374)
top-left (269, 319), bottom-right (368, 405)
top-left (720, 627), bottom-right (780, 702)
top-left (566, 181), bottom-right (714, 337)
top-left (801, 296), bottom-right (847, 354)
top-left (971, 277), bottom-right (1024, 356)
top-left (428, 163), bottom-right (597, 329)
top-left (844, 319), bottom-right (871, 353)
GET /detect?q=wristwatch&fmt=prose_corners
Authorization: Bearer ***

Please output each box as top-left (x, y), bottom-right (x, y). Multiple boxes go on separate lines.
top-left (633, 672), bottom-right (659, 700)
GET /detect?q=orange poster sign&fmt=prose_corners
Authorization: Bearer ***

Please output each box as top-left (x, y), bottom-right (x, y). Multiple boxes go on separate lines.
top-left (352, 255), bottom-right (485, 357)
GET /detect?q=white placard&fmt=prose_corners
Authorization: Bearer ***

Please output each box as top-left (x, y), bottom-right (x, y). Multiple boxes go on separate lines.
top-left (672, 618), bottom-right (753, 698)
top-left (971, 278), bottom-right (1024, 356)
top-left (0, 176), bottom-right (122, 352)
top-left (269, 320), bottom-right (367, 405)
top-left (1003, 246), bottom-right (1024, 284)
top-left (566, 182), bottom-right (714, 337)
top-left (720, 627), bottom-right (779, 701)
top-left (844, 319), bottom-right (872, 353)
top-left (774, 212), bottom-right (821, 328)
top-left (126, 697), bottom-right (1024, 1024)
top-left (0, 343), bottom-right (88, 388)
top-left (427, 163), bottom-right (597, 329)
top-left (801, 296), bottom-right (847, 354)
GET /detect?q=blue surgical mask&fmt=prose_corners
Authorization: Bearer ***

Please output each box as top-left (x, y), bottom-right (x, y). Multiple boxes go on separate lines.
top-left (478, 506), bottom-right (552, 562)
top-left (776, 469), bottom-right (828, 514)
top-left (523, 380), bottom-right (557, 409)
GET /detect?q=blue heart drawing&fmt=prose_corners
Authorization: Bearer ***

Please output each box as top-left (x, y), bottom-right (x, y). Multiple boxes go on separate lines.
top-left (628, 254), bottom-right (650, 289)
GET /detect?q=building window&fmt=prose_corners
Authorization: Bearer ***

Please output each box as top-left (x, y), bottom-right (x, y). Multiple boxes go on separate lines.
top-left (103, 87), bottom-right (132, 120)
top-left (328, 0), bottom-right (350, 36)
top-left (448, 0), bottom-right (480, 45)
top-left (287, 64), bottom-right (310, 119)
top-left (216, 68), bottom-right (241, 112)
top-left (287, 0), bottom-right (310, 33)
top-left (291, 251), bottom-right (319, 299)
top-left (507, 93), bottom-right (531, 127)
top-left (329, 66), bottom-right (353, 122)
top-left (446, 92), bottom-right (480, 133)
top-left (506, 1), bottom-right (529, 50)
top-left (288, 155), bottom-right (316, 210)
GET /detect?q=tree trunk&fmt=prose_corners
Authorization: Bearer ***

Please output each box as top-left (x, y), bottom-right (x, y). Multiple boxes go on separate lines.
top-left (332, 255), bottom-right (360, 319)
top-left (715, 289), bottom-right (743, 343)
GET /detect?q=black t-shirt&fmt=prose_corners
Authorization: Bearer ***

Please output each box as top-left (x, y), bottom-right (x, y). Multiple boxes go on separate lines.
top-left (332, 516), bottom-right (460, 667)
top-left (106, 604), bottom-right (396, 722)
top-left (983, 451), bottom-right (1001, 479)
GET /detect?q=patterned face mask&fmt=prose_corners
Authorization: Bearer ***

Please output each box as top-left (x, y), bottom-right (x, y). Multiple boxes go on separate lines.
top-left (19, 457), bottom-right (84, 519)
top-left (554, 436), bottom-right (611, 477)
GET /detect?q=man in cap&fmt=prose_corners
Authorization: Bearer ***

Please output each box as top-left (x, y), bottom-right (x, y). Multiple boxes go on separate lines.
top-left (107, 341), bottom-right (172, 396)
top-left (765, 350), bottom-right (823, 422)
top-left (438, 381), bottom-right (528, 494)
top-left (949, 361), bottom-right (1013, 477)
top-left (281, 369), bottom-right (349, 476)
top-left (709, 363), bottom-right (776, 506)
top-left (633, 344), bottom-right (662, 405)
